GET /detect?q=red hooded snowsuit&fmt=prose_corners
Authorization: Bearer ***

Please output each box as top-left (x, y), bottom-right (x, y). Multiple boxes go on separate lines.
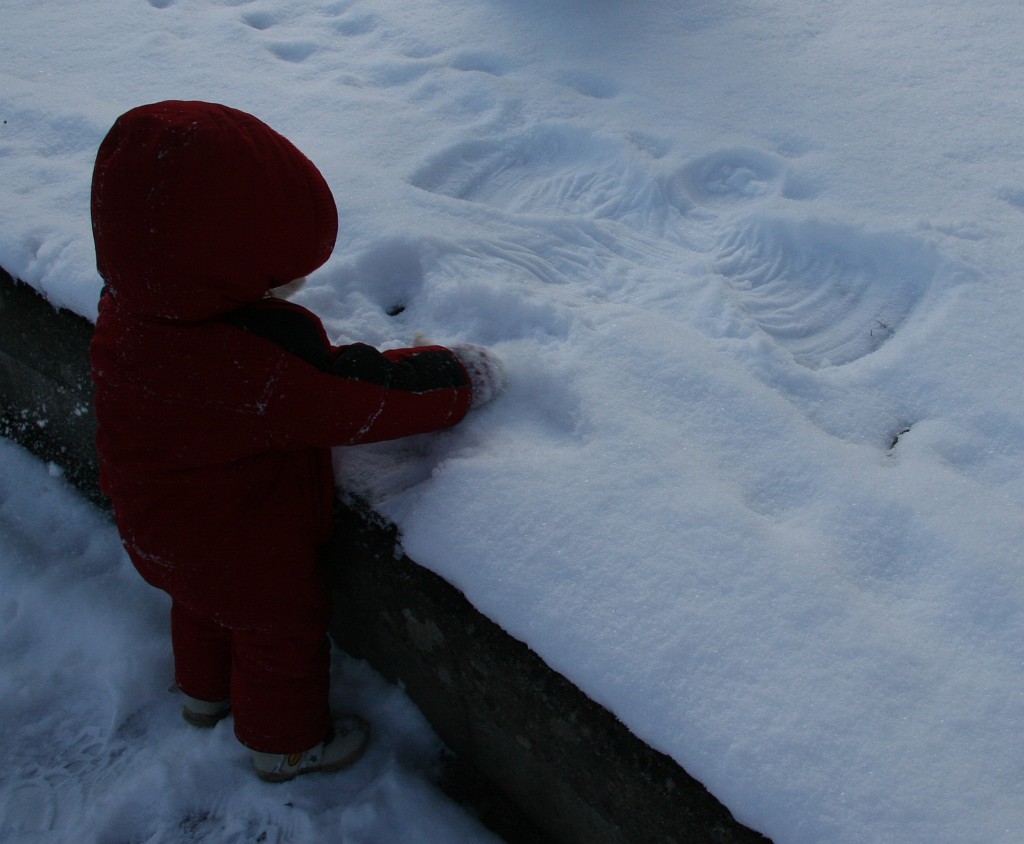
top-left (90, 101), bottom-right (472, 752)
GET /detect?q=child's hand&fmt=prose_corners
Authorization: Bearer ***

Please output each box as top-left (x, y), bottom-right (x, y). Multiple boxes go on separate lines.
top-left (453, 344), bottom-right (506, 409)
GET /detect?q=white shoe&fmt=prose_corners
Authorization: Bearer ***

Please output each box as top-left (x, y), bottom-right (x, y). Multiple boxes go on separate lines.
top-left (181, 694), bottom-right (231, 728)
top-left (251, 716), bottom-right (370, 783)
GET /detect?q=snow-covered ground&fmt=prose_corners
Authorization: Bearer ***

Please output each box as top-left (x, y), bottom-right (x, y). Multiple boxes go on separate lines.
top-left (0, 440), bottom-right (500, 842)
top-left (3, 1), bottom-right (1024, 842)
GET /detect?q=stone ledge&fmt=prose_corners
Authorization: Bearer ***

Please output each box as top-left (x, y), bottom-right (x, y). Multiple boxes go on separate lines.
top-left (0, 269), bottom-right (102, 505)
top-left (330, 503), bottom-right (770, 844)
top-left (0, 266), bottom-right (770, 844)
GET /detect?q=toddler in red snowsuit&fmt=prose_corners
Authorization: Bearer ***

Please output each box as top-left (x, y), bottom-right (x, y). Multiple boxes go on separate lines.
top-left (89, 101), bottom-right (503, 781)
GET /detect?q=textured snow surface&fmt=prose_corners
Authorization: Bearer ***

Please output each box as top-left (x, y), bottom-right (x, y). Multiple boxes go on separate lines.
top-left (3, 1), bottom-right (1024, 842)
top-left (0, 440), bottom-right (499, 843)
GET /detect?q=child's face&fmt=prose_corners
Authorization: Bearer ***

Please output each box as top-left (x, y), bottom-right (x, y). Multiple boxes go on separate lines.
top-left (268, 277), bottom-right (308, 300)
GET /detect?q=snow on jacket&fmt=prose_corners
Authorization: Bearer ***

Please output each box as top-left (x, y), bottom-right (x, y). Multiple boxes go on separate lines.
top-left (89, 101), bottom-right (472, 626)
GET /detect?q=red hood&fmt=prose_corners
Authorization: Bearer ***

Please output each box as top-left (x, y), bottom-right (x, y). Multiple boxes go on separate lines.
top-left (91, 101), bottom-right (338, 322)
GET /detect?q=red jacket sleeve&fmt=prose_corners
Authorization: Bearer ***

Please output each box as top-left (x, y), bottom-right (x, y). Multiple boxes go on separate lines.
top-left (91, 296), bottom-right (473, 476)
top-left (216, 298), bottom-right (473, 449)
top-left (259, 340), bottom-right (473, 449)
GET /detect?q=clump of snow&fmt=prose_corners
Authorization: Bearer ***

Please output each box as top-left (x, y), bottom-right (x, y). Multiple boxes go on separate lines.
top-left (3, 2), bottom-right (1024, 842)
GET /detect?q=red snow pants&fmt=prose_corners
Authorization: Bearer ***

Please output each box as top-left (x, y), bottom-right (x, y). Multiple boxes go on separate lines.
top-left (171, 598), bottom-right (331, 754)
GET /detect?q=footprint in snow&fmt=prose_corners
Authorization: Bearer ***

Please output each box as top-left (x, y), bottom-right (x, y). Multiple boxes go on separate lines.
top-left (450, 50), bottom-right (517, 77)
top-left (997, 185), bottom-right (1024, 212)
top-left (240, 10), bottom-right (281, 30)
top-left (556, 68), bottom-right (619, 99)
top-left (265, 40), bottom-right (318, 63)
top-left (332, 13), bottom-right (380, 37)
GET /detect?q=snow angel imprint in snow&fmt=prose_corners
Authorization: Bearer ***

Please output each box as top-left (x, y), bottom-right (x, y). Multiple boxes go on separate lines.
top-left (712, 217), bottom-right (940, 368)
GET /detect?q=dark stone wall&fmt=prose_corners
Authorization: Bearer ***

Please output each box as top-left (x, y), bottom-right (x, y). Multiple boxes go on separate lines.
top-left (0, 270), bottom-right (102, 504)
top-left (0, 266), bottom-right (770, 844)
top-left (330, 504), bottom-right (770, 844)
